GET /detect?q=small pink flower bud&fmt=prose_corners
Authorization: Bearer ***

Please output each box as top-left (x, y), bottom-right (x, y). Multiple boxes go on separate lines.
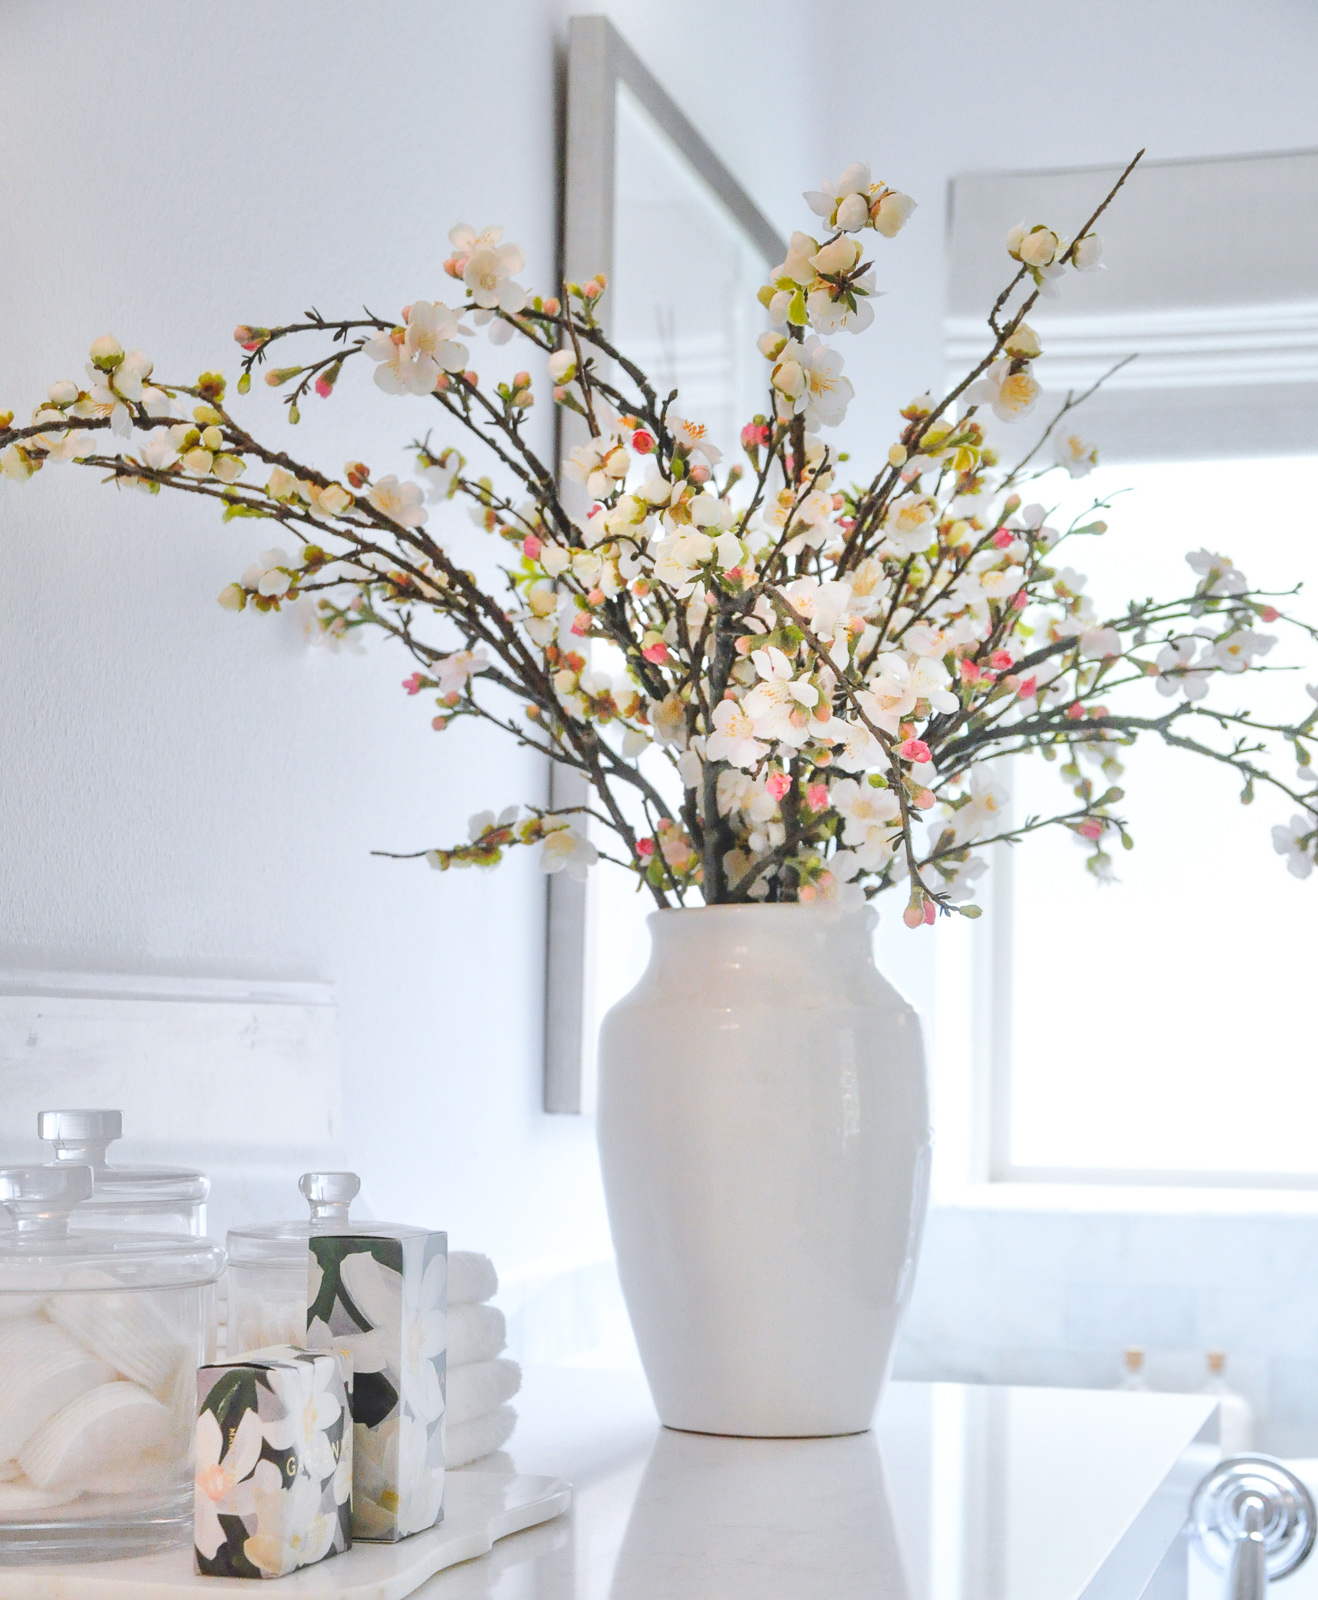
top-left (1016, 675), bottom-right (1038, 699)
top-left (898, 738), bottom-right (932, 763)
top-left (766, 772), bottom-right (791, 801)
top-left (642, 640), bottom-right (670, 664)
top-left (992, 528), bottom-right (1014, 549)
top-left (637, 837), bottom-right (655, 857)
top-left (631, 429), bottom-right (655, 455)
top-left (806, 783), bottom-right (830, 812)
top-left (402, 673), bottom-right (423, 696)
top-left (570, 612), bottom-right (592, 637)
top-left (523, 533), bottom-right (543, 560)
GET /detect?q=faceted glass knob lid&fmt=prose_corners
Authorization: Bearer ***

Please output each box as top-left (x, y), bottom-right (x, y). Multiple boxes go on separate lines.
top-left (37, 1108), bottom-right (123, 1170)
top-left (299, 1172), bottom-right (360, 1223)
top-left (1191, 1456), bottom-right (1317, 1580)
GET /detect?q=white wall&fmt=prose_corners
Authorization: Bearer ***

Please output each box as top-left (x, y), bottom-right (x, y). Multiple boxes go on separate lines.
top-left (0, 0), bottom-right (814, 1349)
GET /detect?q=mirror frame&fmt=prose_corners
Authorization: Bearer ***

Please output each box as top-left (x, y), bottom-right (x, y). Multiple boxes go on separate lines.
top-left (544, 14), bottom-right (786, 1112)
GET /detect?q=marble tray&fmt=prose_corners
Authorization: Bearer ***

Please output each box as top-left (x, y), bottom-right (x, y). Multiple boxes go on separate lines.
top-left (0, 1472), bottom-right (572, 1599)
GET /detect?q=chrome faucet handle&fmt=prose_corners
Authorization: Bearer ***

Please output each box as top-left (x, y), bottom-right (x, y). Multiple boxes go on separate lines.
top-left (1191, 1456), bottom-right (1316, 1600)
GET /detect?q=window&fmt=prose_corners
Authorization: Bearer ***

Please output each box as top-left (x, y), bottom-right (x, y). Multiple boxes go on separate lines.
top-left (953, 455), bottom-right (1318, 1186)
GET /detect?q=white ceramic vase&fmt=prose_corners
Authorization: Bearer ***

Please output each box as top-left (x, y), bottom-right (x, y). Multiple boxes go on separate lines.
top-left (597, 903), bottom-right (931, 1438)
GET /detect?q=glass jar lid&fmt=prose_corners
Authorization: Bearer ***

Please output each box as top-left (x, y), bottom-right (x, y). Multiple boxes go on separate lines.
top-left (38, 1108), bottom-right (210, 1210)
top-left (227, 1172), bottom-right (432, 1266)
top-left (0, 1165), bottom-right (224, 1292)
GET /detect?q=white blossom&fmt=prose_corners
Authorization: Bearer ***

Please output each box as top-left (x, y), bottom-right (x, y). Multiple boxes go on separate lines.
top-left (540, 819), bottom-right (598, 879)
top-left (1272, 815), bottom-right (1315, 879)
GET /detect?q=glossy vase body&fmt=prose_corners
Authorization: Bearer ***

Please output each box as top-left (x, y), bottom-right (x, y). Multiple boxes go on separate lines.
top-left (597, 904), bottom-right (931, 1437)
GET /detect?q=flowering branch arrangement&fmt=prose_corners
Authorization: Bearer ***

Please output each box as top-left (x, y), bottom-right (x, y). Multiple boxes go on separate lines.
top-left (4, 150), bottom-right (1317, 921)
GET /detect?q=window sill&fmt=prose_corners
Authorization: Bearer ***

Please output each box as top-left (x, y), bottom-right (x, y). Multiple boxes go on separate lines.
top-left (933, 1180), bottom-right (1318, 1216)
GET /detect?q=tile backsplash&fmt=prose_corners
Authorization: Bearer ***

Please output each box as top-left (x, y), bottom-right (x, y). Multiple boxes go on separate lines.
top-left (895, 1203), bottom-right (1318, 1454)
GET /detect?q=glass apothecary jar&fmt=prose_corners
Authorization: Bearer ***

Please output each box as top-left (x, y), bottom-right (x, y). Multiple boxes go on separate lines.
top-left (0, 1164), bottom-right (224, 1563)
top-left (38, 1110), bottom-right (209, 1237)
top-left (226, 1172), bottom-right (361, 1357)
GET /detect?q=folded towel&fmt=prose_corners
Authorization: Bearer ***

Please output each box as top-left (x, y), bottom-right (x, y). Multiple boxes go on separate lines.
top-left (447, 1357), bottom-right (521, 1428)
top-left (445, 1404), bottom-right (516, 1468)
top-left (449, 1251), bottom-right (498, 1306)
top-left (449, 1301), bottom-right (506, 1367)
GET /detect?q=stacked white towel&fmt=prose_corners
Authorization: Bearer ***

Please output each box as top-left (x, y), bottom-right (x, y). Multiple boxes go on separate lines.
top-left (445, 1251), bottom-right (519, 1468)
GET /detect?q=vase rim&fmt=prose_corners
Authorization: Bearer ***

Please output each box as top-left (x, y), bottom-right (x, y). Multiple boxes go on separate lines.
top-left (647, 901), bottom-right (875, 923)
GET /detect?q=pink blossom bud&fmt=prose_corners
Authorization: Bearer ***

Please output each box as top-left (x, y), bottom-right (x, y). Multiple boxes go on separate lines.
top-left (1066, 702), bottom-right (1085, 721)
top-left (432, 715), bottom-right (449, 731)
top-left (443, 256), bottom-right (465, 278)
top-left (689, 464), bottom-right (710, 484)
top-left (913, 788), bottom-right (935, 810)
top-left (1261, 605), bottom-right (1280, 622)
top-left (463, 371), bottom-right (478, 386)
top-left (587, 587), bottom-right (605, 605)
top-left (582, 278), bottom-right (603, 300)
top-left (989, 650), bottom-right (1014, 671)
top-left (402, 673), bottom-right (423, 695)
top-left (959, 659), bottom-right (982, 684)
top-left (923, 899), bottom-right (937, 925)
top-left (637, 837), bottom-right (655, 857)
top-left (544, 297), bottom-right (561, 315)
top-left (898, 738), bottom-right (932, 763)
top-left (806, 783), bottom-right (830, 812)
top-left (766, 771), bottom-right (791, 801)
top-left (642, 640), bottom-right (670, 664)
top-left (1013, 590), bottom-right (1029, 609)
top-left (1078, 819), bottom-right (1104, 840)
top-left (570, 612), bottom-right (592, 637)
top-left (631, 429), bottom-right (655, 454)
top-left (798, 885), bottom-right (818, 903)
top-left (992, 529), bottom-right (1014, 549)
top-left (1016, 675), bottom-right (1038, 699)
top-left (903, 900), bottom-right (925, 929)
top-left (523, 533), bottom-right (543, 560)
top-left (314, 374), bottom-right (333, 398)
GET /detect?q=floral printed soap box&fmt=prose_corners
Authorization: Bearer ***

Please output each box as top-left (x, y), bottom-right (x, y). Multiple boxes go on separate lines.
top-left (194, 1346), bottom-right (353, 1579)
top-left (306, 1228), bottom-right (447, 1542)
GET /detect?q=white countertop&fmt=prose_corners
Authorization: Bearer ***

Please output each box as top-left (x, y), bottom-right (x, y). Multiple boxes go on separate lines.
top-left (437, 1367), bottom-right (1218, 1599)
